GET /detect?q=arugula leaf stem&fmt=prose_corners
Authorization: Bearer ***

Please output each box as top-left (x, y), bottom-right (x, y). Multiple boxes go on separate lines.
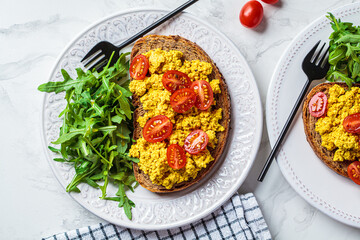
top-left (66, 161), bottom-right (101, 192)
top-left (82, 137), bottom-right (111, 165)
top-left (97, 126), bottom-right (117, 132)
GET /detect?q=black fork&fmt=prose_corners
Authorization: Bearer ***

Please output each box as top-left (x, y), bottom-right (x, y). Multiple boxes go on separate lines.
top-left (81, 0), bottom-right (198, 72)
top-left (258, 40), bottom-right (331, 182)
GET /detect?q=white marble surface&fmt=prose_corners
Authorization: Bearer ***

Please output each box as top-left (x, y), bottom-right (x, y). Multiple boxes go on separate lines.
top-left (1, 0), bottom-right (360, 239)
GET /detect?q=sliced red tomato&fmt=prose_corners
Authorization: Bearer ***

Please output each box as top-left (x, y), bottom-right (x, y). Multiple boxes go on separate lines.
top-left (130, 55), bottom-right (149, 80)
top-left (239, 1), bottom-right (264, 28)
top-left (170, 88), bottom-right (196, 113)
top-left (308, 92), bottom-right (328, 117)
top-left (143, 115), bottom-right (173, 143)
top-left (190, 80), bottom-right (214, 110)
top-left (347, 161), bottom-right (360, 185)
top-left (162, 70), bottom-right (192, 93)
top-left (184, 130), bottom-right (209, 154)
top-left (343, 113), bottom-right (360, 134)
top-left (167, 144), bottom-right (187, 169)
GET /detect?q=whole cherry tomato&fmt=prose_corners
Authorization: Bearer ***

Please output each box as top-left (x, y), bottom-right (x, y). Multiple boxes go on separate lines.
top-left (239, 1), bottom-right (264, 28)
top-left (261, 0), bottom-right (278, 4)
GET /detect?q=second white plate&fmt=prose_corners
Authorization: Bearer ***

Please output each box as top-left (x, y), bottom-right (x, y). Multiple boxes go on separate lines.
top-left (266, 2), bottom-right (360, 228)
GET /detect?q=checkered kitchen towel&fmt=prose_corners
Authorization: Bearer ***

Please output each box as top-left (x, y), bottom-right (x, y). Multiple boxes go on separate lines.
top-left (43, 193), bottom-right (271, 240)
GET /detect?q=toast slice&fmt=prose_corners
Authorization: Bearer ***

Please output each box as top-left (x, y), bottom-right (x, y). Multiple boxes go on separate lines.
top-left (130, 35), bottom-right (231, 193)
top-left (302, 82), bottom-right (359, 178)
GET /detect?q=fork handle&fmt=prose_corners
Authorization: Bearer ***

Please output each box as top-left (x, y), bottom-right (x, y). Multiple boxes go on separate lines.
top-left (116, 0), bottom-right (199, 49)
top-left (257, 78), bottom-right (311, 182)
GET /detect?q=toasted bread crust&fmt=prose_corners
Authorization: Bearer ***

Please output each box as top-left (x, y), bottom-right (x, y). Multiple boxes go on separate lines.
top-left (302, 82), bottom-right (360, 178)
top-left (130, 35), bottom-right (231, 193)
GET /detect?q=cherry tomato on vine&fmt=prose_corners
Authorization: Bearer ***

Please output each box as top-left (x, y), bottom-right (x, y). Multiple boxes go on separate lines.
top-left (239, 1), bottom-right (264, 28)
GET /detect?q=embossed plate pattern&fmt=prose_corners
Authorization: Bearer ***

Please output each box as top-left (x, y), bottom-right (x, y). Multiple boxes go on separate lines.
top-left (42, 9), bottom-right (262, 230)
top-left (266, 3), bottom-right (360, 228)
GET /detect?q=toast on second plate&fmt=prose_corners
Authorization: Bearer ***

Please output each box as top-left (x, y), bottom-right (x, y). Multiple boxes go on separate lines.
top-left (302, 82), bottom-right (360, 178)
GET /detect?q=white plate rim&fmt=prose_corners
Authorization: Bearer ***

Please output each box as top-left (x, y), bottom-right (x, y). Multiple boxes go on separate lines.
top-left (40, 7), bottom-right (263, 230)
top-left (266, 2), bottom-right (360, 228)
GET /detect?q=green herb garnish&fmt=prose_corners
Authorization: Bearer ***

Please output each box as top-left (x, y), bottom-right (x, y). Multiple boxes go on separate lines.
top-left (326, 13), bottom-right (360, 87)
top-left (39, 52), bottom-right (138, 220)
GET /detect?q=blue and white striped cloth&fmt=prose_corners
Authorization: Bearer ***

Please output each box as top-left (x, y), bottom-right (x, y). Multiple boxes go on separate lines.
top-left (43, 193), bottom-right (271, 240)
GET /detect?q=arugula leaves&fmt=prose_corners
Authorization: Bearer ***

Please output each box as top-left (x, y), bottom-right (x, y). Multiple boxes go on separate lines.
top-left (326, 13), bottom-right (360, 87)
top-left (39, 52), bottom-right (138, 219)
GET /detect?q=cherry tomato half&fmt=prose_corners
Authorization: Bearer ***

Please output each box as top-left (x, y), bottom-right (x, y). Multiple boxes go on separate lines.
top-left (170, 88), bottom-right (196, 113)
top-left (308, 92), bottom-right (328, 118)
top-left (261, 0), bottom-right (278, 4)
top-left (343, 113), bottom-right (360, 134)
top-left (162, 70), bottom-right (192, 93)
top-left (130, 55), bottom-right (149, 80)
top-left (239, 1), bottom-right (264, 28)
top-left (167, 144), bottom-right (187, 169)
top-left (191, 80), bottom-right (214, 111)
top-left (347, 161), bottom-right (360, 185)
top-left (143, 115), bottom-right (173, 143)
top-left (184, 130), bottom-right (209, 154)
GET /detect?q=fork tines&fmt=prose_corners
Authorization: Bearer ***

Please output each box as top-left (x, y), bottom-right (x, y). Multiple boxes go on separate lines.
top-left (306, 40), bottom-right (330, 67)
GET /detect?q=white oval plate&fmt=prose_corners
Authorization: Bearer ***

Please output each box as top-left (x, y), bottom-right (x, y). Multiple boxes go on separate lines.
top-left (267, 3), bottom-right (360, 228)
top-left (41, 9), bottom-right (262, 230)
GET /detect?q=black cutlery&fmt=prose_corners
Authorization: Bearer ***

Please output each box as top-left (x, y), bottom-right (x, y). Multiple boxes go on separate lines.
top-left (81, 0), bottom-right (199, 72)
top-left (258, 40), bottom-right (330, 181)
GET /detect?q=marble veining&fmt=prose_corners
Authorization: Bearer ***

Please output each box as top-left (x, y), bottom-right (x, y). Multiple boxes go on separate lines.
top-left (0, 15), bottom-right (61, 34)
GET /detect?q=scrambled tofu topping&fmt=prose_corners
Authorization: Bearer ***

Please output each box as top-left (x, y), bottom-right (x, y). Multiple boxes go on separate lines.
top-left (129, 49), bottom-right (224, 189)
top-left (315, 84), bottom-right (360, 161)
